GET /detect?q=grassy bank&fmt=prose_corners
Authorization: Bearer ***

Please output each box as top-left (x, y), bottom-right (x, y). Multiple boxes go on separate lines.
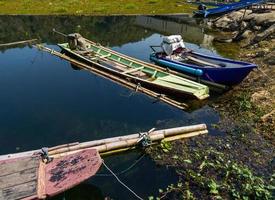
top-left (147, 30), bottom-right (275, 199)
top-left (0, 0), bottom-right (195, 15)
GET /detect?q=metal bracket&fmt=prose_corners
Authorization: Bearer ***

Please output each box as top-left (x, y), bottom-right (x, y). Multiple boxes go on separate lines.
top-left (137, 128), bottom-right (155, 147)
top-left (40, 147), bottom-right (53, 163)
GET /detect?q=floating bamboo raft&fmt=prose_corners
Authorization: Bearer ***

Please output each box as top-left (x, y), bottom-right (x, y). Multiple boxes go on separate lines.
top-left (0, 124), bottom-right (207, 200)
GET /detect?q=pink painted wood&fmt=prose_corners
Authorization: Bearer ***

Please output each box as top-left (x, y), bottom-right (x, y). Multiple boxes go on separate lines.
top-left (43, 149), bottom-right (102, 198)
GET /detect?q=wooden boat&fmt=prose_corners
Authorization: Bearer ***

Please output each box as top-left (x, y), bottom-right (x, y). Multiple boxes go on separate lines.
top-left (0, 149), bottom-right (101, 200)
top-left (57, 33), bottom-right (209, 100)
top-left (0, 124), bottom-right (208, 199)
top-left (149, 36), bottom-right (257, 86)
top-left (194, 0), bottom-right (264, 18)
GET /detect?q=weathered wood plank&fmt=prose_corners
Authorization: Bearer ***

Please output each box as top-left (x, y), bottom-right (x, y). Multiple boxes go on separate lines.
top-left (0, 167), bottom-right (38, 189)
top-left (0, 156), bottom-right (40, 177)
top-left (0, 180), bottom-right (37, 200)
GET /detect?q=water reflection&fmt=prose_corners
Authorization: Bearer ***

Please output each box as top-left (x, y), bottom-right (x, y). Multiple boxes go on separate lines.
top-left (0, 15), bottom-right (223, 200)
top-left (0, 16), bottom-right (153, 48)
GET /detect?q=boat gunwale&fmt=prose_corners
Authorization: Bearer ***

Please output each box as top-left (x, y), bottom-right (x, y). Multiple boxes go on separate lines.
top-left (80, 38), bottom-right (227, 90)
top-left (152, 52), bottom-right (257, 70)
top-left (58, 43), bottom-right (209, 99)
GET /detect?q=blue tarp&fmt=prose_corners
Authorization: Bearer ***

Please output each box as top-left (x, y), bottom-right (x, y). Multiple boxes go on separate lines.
top-left (194, 0), bottom-right (265, 17)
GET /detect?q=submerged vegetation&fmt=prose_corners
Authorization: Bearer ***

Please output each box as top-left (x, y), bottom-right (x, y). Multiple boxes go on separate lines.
top-left (150, 149), bottom-right (274, 199)
top-left (0, 0), bottom-right (195, 15)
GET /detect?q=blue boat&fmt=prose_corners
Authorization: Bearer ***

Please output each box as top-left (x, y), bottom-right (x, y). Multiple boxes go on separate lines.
top-left (194, 0), bottom-right (264, 18)
top-left (149, 35), bottom-right (257, 86)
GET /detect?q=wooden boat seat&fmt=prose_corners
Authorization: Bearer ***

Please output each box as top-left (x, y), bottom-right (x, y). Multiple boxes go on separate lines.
top-left (169, 48), bottom-right (223, 68)
top-left (122, 66), bottom-right (144, 74)
top-left (100, 58), bottom-right (148, 78)
top-left (89, 54), bottom-right (111, 61)
top-left (185, 55), bottom-right (221, 68)
top-left (97, 54), bottom-right (111, 59)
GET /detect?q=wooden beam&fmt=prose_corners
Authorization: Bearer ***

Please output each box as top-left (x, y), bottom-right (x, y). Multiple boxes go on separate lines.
top-left (122, 66), bottom-right (144, 74)
top-left (0, 39), bottom-right (37, 47)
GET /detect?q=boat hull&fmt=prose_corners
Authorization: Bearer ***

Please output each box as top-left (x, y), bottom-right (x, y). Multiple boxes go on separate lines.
top-left (0, 149), bottom-right (101, 200)
top-left (194, 0), bottom-right (264, 17)
top-left (150, 52), bottom-right (257, 86)
top-left (58, 43), bottom-right (209, 100)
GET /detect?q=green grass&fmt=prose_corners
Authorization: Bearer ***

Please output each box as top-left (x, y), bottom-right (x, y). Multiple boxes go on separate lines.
top-left (0, 0), bottom-right (196, 15)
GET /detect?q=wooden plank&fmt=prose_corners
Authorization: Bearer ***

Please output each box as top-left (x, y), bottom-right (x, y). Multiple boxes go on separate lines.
top-left (0, 156), bottom-right (40, 177)
top-left (0, 39), bottom-right (37, 47)
top-left (186, 55), bottom-right (220, 68)
top-left (0, 150), bottom-right (37, 162)
top-left (122, 66), bottom-right (144, 74)
top-left (0, 180), bottom-right (37, 200)
top-left (0, 167), bottom-right (38, 189)
top-left (43, 149), bottom-right (102, 198)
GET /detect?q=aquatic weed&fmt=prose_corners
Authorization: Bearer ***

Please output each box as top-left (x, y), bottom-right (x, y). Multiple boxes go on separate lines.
top-left (160, 140), bottom-right (172, 153)
top-left (150, 150), bottom-right (273, 199)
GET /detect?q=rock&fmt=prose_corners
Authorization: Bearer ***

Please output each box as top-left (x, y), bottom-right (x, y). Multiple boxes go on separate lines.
top-left (227, 9), bottom-right (252, 21)
top-left (214, 16), bottom-right (232, 29)
top-left (253, 26), bottom-right (262, 31)
top-left (244, 11), bottom-right (275, 27)
top-left (241, 21), bottom-right (248, 29)
top-left (228, 21), bottom-right (240, 31)
top-left (214, 37), bottom-right (233, 43)
top-left (252, 24), bottom-right (275, 44)
top-left (206, 21), bottom-right (213, 27)
top-left (241, 30), bottom-right (253, 39)
top-left (227, 11), bottom-right (244, 21)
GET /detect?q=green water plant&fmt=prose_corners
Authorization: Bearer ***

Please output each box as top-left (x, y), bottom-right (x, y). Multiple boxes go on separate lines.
top-left (160, 140), bottom-right (172, 153)
top-left (151, 149), bottom-right (273, 199)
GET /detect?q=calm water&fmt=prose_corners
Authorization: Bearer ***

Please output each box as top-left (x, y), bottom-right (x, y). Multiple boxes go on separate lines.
top-left (0, 15), bottom-right (229, 199)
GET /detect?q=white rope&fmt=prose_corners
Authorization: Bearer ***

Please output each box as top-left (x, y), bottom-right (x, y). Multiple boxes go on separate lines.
top-left (96, 154), bottom-right (145, 176)
top-left (258, 68), bottom-right (274, 82)
top-left (101, 159), bottom-right (144, 200)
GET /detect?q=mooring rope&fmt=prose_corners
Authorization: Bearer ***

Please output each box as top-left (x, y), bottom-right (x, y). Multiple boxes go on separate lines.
top-left (101, 159), bottom-right (144, 200)
top-left (258, 67), bottom-right (274, 83)
top-left (96, 154), bottom-right (146, 177)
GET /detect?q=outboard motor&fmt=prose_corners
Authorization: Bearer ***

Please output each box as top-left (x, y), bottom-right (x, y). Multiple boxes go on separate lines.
top-left (67, 33), bottom-right (90, 51)
top-left (161, 35), bottom-right (186, 56)
top-left (198, 4), bottom-right (207, 11)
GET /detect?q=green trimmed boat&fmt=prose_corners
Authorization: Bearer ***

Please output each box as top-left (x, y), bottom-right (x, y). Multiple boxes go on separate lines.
top-left (58, 34), bottom-right (209, 100)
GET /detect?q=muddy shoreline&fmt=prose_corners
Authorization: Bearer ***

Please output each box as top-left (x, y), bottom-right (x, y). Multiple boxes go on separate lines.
top-left (148, 9), bottom-right (275, 199)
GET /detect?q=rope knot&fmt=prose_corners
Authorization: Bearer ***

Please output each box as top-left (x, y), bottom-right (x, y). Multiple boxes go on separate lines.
top-left (137, 128), bottom-right (155, 147)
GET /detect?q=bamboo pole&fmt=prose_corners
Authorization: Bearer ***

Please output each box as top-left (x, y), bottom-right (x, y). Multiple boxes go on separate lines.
top-left (0, 124), bottom-right (208, 161)
top-left (48, 124), bottom-right (207, 155)
top-left (35, 45), bottom-right (188, 110)
top-left (51, 129), bottom-right (207, 158)
top-left (162, 129), bottom-right (208, 142)
top-left (0, 39), bottom-right (37, 47)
